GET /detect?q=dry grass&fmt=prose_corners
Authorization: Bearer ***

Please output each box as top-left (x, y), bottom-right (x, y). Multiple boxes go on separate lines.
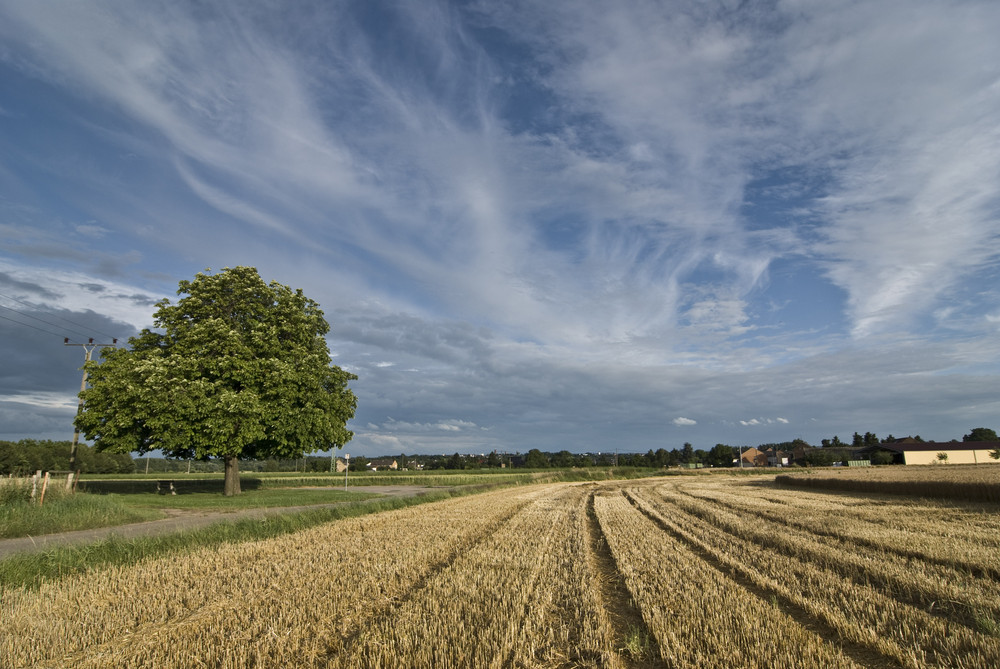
top-left (628, 477), bottom-right (1000, 668)
top-left (2, 488), bottom-right (533, 668)
top-left (3, 475), bottom-right (999, 668)
top-left (776, 463), bottom-right (1000, 502)
top-left (593, 490), bottom-right (862, 668)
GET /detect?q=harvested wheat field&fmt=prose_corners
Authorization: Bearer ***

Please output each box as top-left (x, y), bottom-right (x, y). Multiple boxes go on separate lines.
top-left (776, 463), bottom-right (1000, 503)
top-left (3, 474), bottom-right (999, 668)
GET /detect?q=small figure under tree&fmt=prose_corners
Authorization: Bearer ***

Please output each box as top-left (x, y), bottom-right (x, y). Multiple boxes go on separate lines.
top-left (76, 267), bottom-right (358, 495)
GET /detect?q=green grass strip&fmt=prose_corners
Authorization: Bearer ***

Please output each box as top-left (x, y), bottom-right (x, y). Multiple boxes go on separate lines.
top-left (0, 495), bottom-right (163, 539)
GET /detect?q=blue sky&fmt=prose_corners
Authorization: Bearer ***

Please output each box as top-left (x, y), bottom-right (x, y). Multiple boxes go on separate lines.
top-left (2, 0), bottom-right (999, 456)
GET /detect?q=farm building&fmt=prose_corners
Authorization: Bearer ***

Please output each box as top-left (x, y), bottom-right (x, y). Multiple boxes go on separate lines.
top-left (367, 458), bottom-right (399, 471)
top-left (767, 450), bottom-right (791, 467)
top-left (865, 442), bottom-right (1000, 465)
top-left (738, 447), bottom-right (768, 467)
top-left (737, 447), bottom-right (795, 467)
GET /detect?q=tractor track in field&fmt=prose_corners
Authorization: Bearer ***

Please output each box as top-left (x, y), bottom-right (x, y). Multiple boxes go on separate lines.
top-left (676, 487), bottom-right (1000, 582)
top-left (0, 486), bottom-right (434, 559)
top-left (666, 488), bottom-right (996, 632)
top-left (325, 496), bottom-right (531, 664)
top-left (585, 491), bottom-right (665, 669)
top-left (621, 489), bottom-right (904, 669)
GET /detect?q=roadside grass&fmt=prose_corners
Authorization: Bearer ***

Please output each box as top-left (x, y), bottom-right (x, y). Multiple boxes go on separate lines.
top-left (0, 495), bottom-right (162, 539)
top-left (0, 488), bottom-right (378, 540)
top-left (0, 490), bottom-right (456, 590)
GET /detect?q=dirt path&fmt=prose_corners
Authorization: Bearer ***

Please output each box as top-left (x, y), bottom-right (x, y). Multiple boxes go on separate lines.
top-left (0, 486), bottom-right (434, 559)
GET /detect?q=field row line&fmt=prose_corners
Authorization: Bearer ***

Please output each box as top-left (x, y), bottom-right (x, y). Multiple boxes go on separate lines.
top-left (675, 483), bottom-right (1000, 579)
top-left (656, 484), bottom-right (1000, 631)
top-left (3, 488), bottom-right (537, 668)
top-left (593, 489), bottom-right (863, 669)
top-left (583, 489), bottom-right (662, 667)
top-left (327, 484), bottom-right (617, 668)
top-left (628, 484), bottom-right (1000, 669)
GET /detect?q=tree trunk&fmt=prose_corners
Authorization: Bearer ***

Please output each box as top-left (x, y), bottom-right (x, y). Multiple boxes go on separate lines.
top-left (224, 455), bottom-right (241, 496)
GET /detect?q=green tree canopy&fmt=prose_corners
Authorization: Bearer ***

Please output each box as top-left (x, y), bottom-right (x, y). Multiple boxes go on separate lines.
top-left (963, 427), bottom-right (998, 442)
top-left (706, 443), bottom-right (736, 467)
top-left (552, 450), bottom-right (575, 468)
top-left (680, 442), bottom-right (695, 463)
top-left (0, 440), bottom-right (134, 475)
top-left (76, 267), bottom-right (357, 495)
top-left (524, 449), bottom-right (549, 468)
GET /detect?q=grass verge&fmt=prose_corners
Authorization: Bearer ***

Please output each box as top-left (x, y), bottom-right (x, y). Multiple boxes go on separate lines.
top-left (0, 488), bottom-right (378, 540)
top-left (0, 495), bottom-right (163, 539)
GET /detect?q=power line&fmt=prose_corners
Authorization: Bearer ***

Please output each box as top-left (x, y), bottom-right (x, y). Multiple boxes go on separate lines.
top-left (0, 303), bottom-right (92, 341)
top-left (0, 291), bottom-right (119, 340)
top-left (0, 312), bottom-right (68, 339)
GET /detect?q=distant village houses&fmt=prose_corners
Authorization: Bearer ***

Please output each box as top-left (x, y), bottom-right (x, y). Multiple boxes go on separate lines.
top-left (367, 458), bottom-right (399, 471)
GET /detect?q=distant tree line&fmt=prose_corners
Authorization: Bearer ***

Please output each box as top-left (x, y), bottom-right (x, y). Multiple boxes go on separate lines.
top-left (422, 444), bottom-right (739, 470)
top-left (4, 428), bottom-right (996, 477)
top-left (0, 440), bottom-right (134, 475)
top-left (816, 427), bottom-right (997, 448)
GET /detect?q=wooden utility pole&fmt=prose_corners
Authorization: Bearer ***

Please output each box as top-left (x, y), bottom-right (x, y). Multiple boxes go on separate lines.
top-left (65, 337), bottom-right (117, 470)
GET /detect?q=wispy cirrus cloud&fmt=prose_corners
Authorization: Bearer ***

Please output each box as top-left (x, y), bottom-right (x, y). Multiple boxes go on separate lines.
top-left (2, 1), bottom-right (999, 451)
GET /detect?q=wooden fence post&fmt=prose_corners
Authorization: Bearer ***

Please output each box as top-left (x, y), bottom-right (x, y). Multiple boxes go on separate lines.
top-left (39, 472), bottom-right (51, 506)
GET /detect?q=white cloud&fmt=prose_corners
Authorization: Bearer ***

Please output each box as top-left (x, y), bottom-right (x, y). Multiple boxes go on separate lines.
top-left (0, 392), bottom-right (77, 410)
top-left (2, 1), bottom-right (999, 454)
top-left (381, 417), bottom-right (480, 433)
top-left (741, 417), bottom-right (791, 427)
top-left (75, 224), bottom-right (110, 238)
top-left (0, 261), bottom-right (160, 331)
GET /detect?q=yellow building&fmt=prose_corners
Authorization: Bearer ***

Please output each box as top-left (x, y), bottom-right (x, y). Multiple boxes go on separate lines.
top-left (878, 442), bottom-right (1000, 465)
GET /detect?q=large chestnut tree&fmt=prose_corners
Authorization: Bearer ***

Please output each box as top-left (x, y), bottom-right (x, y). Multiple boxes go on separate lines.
top-left (76, 267), bottom-right (357, 495)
